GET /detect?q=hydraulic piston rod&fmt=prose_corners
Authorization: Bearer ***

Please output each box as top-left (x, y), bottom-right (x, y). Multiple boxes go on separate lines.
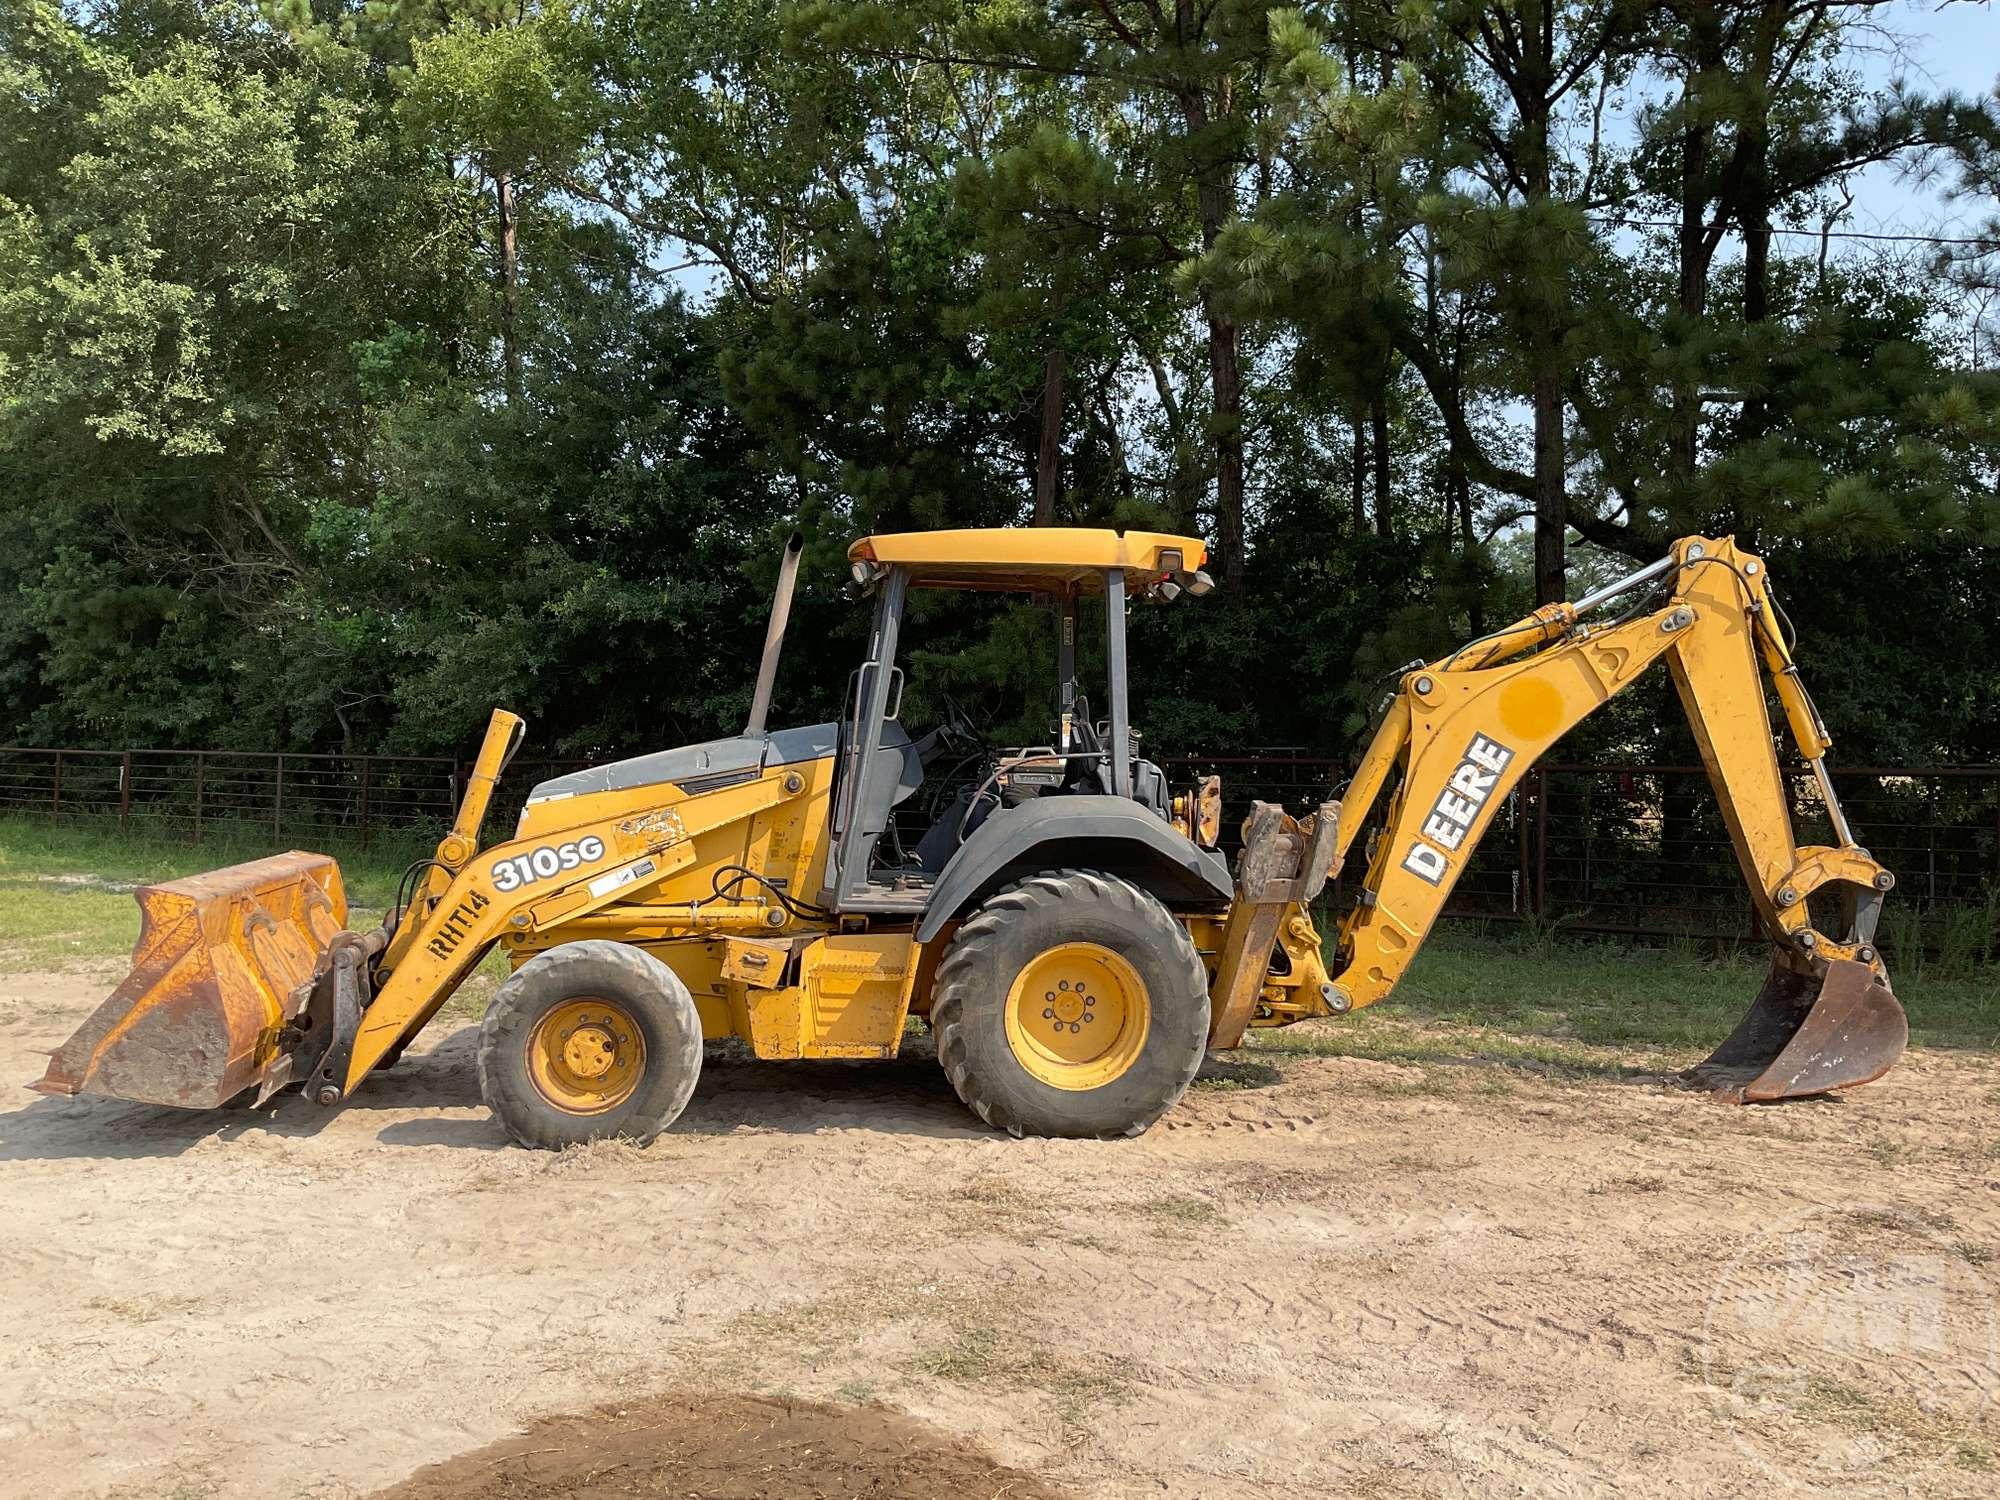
top-left (1573, 553), bottom-right (1679, 617)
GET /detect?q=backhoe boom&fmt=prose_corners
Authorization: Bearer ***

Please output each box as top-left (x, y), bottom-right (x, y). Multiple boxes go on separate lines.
top-left (1245, 534), bottom-right (1906, 1101)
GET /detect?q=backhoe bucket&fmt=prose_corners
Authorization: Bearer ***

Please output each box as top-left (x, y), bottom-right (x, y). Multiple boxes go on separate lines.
top-left (1682, 957), bottom-right (1907, 1103)
top-left (32, 853), bottom-right (347, 1110)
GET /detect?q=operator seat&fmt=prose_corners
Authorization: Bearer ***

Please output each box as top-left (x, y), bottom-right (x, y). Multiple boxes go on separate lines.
top-left (848, 720), bottom-right (927, 866)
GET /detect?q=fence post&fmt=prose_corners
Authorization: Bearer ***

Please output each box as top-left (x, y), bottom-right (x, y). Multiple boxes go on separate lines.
top-left (119, 751), bottom-right (132, 832)
top-left (1920, 800), bottom-right (1936, 916)
top-left (274, 754), bottom-right (284, 841)
top-left (358, 756), bottom-right (371, 850)
top-left (193, 752), bottom-right (205, 843)
top-left (50, 750), bottom-right (62, 817)
top-left (1534, 766), bottom-right (1550, 918)
top-left (1516, 780), bottom-right (1532, 916)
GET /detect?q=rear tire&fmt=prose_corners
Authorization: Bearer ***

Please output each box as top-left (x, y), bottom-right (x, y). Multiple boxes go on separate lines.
top-left (931, 870), bottom-right (1209, 1138)
top-left (477, 941), bottom-right (702, 1150)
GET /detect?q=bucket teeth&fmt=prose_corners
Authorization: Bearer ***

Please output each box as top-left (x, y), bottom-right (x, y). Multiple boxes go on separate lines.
top-left (32, 852), bottom-right (347, 1110)
top-left (1682, 957), bottom-right (1907, 1104)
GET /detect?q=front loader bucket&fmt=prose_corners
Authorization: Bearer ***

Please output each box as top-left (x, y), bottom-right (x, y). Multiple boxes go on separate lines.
top-left (1681, 957), bottom-right (1907, 1103)
top-left (32, 853), bottom-right (347, 1110)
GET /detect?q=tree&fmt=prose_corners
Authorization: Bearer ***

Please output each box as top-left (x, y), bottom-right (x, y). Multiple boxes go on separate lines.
top-left (1560, 0), bottom-right (1992, 555)
top-left (0, 0), bottom-right (1992, 768)
top-left (0, 0), bottom-right (482, 744)
top-left (793, 0), bottom-right (1293, 590)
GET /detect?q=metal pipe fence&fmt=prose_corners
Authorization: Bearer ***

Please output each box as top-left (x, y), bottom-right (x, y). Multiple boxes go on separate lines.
top-left (2, 745), bottom-right (1994, 945)
top-left (0, 746), bottom-right (588, 851)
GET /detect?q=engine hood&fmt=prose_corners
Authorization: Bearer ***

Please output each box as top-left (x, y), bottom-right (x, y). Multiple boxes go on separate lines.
top-left (525, 722), bottom-right (839, 805)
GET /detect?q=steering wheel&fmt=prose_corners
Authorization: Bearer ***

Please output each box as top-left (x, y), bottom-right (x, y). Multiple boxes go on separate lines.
top-left (936, 690), bottom-right (982, 750)
top-left (914, 692), bottom-right (988, 820)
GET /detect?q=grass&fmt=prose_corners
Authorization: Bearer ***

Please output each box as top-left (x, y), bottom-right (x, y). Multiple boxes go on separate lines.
top-left (0, 813), bottom-right (429, 966)
top-left (1, 812), bottom-right (425, 898)
top-left (1134, 1192), bottom-right (1226, 1238)
top-left (1697, 1346), bottom-right (1974, 1457)
top-left (1279, 920), bottom-right (2000, 1068)
top-left (691, 1269), bottom-right (1131, 1447)
top-left (907, 1318), bottom-right (1130, 1445)
top-left (85, 1293), bottom-right (208, 1324)
top-left (0, 814), bottom-right (507, 1002)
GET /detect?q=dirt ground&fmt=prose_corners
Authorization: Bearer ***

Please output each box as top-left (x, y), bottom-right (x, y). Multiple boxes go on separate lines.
top-left (3, 962), bottom-right (1997, 1500)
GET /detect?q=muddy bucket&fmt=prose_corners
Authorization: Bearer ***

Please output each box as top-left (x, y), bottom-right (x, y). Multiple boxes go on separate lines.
top-left (1682, 957), bottom-right (1907, 1103)
top-left (32, 853), bottom-right (347, 1109)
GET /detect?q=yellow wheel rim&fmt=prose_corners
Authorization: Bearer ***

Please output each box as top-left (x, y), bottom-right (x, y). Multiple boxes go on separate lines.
top-left (1003, 942), bottom-right (1150, 1092)
top-left (525, 998), bottom-right (645, 1115)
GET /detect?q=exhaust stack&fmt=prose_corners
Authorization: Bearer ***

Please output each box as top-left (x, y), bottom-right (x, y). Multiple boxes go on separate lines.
top-left (745, 531), bottom-right (804, 737)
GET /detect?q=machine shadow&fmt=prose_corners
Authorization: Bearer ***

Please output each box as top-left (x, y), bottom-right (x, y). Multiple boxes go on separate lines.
top-left (370, 1049), bottom-right (987, 1149)
top-left (672, 1045), bottom-right (993, 1140)
top-left (0, 1088), bottom-right (340, 1163)
top-left (374, 1033), bottom-right (990, 1147)
top-left (5, 1024), bottom-right (994, 1161)
top-left (0, 1027), bottom-right (489, 1162)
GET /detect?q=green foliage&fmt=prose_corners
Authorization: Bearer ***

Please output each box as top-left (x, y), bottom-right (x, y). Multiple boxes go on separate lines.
top-left (0, 0), bottom-right (1993, 775)
top-left (397, 14), bottom-right (589, 174)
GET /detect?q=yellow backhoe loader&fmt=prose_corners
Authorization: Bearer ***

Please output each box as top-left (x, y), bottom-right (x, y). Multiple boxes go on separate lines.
top-left (35, 529), bottom-right (1907, 1145)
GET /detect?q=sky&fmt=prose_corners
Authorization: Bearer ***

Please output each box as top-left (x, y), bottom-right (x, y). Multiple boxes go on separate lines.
top-left (1846, 0), bottom-right (1997, 237)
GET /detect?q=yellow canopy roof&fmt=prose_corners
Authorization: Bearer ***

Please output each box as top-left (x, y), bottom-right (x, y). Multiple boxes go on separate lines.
top-left (849, 528), bottom-right (1208, 593)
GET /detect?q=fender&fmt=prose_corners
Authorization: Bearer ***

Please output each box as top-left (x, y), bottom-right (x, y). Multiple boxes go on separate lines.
top-left (916, 795), bottom-right (1232, 942)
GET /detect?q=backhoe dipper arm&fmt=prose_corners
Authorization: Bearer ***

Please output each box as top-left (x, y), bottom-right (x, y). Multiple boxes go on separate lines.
top-left (1320, 537), bottom-right (1899, 1067)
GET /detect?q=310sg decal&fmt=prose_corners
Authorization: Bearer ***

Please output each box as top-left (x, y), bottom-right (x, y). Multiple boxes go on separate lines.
top-left (491, 836), bottom-right (607, 892)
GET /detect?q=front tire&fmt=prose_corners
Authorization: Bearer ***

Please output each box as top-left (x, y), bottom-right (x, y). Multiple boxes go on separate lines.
top-left (932, 870), bottom-right (1209, 1138)
top-left (477, 941), bottom-right (702, 1150)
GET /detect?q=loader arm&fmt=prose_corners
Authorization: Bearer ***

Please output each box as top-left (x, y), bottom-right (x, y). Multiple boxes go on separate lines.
top-left (1217, 534), bottom-right (1905, 1103)
top-left (34, 714), bottom-right (819, 1112)
top-left (377, 708), bottom-right (525, 980)
top-left (334, 768), bottom-right (812, 1097)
